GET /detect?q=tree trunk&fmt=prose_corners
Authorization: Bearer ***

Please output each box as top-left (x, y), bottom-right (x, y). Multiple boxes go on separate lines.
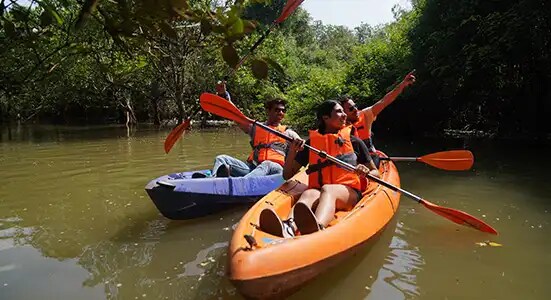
top-left (126, 97), bottom-right (137, 125)
top-left (150, 82), bottom-right (161, 126)
top-left (175, 92), bottom-right (184, 124)
top-left (151, 98), bottom-right (161, 126)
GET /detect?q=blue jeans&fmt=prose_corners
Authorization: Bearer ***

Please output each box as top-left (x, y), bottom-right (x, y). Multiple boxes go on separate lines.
top-left (212, 155), bottom-right (283, 177)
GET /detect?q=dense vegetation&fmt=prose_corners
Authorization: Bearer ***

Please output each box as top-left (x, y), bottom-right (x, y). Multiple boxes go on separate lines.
top-left (1, 0), bottom-right (550, 139)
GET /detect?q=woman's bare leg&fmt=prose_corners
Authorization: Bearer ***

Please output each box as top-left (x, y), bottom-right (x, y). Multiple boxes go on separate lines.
top-left (315, 184), bottom-right (359, 227)
top-left (286, 189), bottom-right (320, 230)
top-left (288, 189), bottom-right (320, 218)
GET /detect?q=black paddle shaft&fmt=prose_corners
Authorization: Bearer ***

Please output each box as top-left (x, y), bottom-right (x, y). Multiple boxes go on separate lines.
top-left (252, 121), bottom-right (423, 203)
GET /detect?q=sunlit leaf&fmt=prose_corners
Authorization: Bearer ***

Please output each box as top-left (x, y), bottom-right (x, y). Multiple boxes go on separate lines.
top-left (229, 18), bottom-right (244, 36)
top-left (222, 44), bottom-right (239, 68)
top-left (251, 59), bottom-right (269, 79)
top-left (37, 0), bottom-right (63, 25)
top-left (476, 240), bottom-right (503, 247)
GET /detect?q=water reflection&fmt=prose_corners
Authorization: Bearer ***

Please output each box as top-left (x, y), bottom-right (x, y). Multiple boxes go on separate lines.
top-left (368, 222), bottom-right (424, 299)
top-left (76, 213), bottom-right (239, 300)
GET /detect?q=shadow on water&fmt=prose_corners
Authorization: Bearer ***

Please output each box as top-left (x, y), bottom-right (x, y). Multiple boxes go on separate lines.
top-left (75, 208), bottom-right (247, 300)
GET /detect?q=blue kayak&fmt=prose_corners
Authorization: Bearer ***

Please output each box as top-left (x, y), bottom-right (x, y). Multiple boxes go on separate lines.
top-left (145, 170), bottom-right (285, 220)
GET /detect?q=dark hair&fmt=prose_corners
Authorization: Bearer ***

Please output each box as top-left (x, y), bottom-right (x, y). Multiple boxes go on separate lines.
top-left (338, 95), bottom-right (352, 105)
top-left (265, 98), bottom-right (287, 110)
top-left (316, 100), bottom-right (340, 133)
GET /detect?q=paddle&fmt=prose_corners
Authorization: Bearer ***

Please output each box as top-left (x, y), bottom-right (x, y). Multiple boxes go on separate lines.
top-left (163, 0), bottom-right (305, 154)
top-left (382, 150), bottom-right (474, 171)
top-left (199, 92), bottom-right (498, 235)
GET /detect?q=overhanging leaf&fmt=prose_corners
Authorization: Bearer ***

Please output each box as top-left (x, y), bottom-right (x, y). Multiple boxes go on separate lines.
top-left (37, 0), bottom-right (63, 25)
top-left (170, 0), bottom-right (189, 10)
top-left (243, 20), bottom-right (257, 34)
top-left (159, 21), bottom-right (178, 39)
top-left (3, 20), bottom-right (15, 38)
top-left (222, 44), bottom-right (239, 68)
top-left (251, 59), bottom-right (269, 79)
top-left (40, 11), bottom-right (52, 27)
top-left (264, 57), bottom-right (285, 76)
top-left (200, 19), bottom-right (212, 36)
top-left (76, 0), bottom-right (99, 28)
top-left (229, 18), bottom-right (244, 36)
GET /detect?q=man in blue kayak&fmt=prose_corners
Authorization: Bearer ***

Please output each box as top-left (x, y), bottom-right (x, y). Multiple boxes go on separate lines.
top-left (215, 80), bottom-right (232, 102)
top-left (195, 97), bottom-right (300, 178)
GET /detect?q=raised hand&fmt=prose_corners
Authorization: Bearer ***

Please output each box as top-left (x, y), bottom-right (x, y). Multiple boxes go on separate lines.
top-left (401, 70), bottom-right (416, 88)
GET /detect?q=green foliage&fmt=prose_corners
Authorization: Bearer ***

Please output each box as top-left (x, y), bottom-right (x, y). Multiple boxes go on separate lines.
top-left (1, 0), bottom-right (549, 139)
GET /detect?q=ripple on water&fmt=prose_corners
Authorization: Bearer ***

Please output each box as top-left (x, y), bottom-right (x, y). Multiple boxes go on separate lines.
top-left (368, 221), bottom-right (425, 300)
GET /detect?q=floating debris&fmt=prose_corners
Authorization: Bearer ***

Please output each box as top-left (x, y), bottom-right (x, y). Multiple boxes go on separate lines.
top-left (476, 241), bottom-right (503, 247)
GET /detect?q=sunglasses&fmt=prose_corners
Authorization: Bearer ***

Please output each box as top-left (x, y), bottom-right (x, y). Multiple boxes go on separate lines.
top-left (273, 108), bottom-right (287, 113)
top-left (348, 105), bottom-right (358, 112)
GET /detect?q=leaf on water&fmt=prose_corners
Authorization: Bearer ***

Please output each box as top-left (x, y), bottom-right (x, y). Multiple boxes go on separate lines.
top-left (264, 57), bottom-right (285, 76)
top-left (251, 59), bottom-right (269, 79)
top-left (222, 44), bottom-right (239, 68)
top-left (476, 240), bottom-right (503, 247)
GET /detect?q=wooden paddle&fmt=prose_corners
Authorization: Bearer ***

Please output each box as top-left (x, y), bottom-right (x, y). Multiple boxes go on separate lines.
top-left (383, 150), bottom-right (474, 171)
top-left (163, 0), bottom-right (306, 154)
top-left (199, 92), bottom-right (498, 235)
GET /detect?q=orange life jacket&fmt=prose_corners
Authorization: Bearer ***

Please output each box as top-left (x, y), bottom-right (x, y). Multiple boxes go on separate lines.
top-left (352, 112), bottom-right (371, 141)
top-left (306, 126), bottom-right (361, 190)
top-left (352, 112), bottom-right (377, 153)
top-left (247, 124), bottom-right (288, 166)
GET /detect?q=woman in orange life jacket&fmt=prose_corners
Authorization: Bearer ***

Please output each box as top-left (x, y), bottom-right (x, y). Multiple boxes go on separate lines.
top-left (339, 71), bottom-right (416, 167)
top-left (206, 98), bottom-right (300, 178)
top-left (259, 100), bottom-right (380, 237)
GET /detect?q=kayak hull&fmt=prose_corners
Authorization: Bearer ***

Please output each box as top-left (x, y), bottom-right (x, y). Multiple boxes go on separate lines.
top-left (228, 152), bottom-right (400, 299)
top-left (145, 170), bottom-right (284, 220)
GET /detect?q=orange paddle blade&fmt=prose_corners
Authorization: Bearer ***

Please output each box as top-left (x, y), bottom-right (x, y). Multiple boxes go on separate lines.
top-left (420, 199), bottom-right (498, 234)
top-left (276, 0), bottom-right (305, 23)
top-left (419, 150), bottom-right (474, 171)
top-left (199, 93), bottom-right (253, 126)
top-left (164, 118), bottom-right (191, 154)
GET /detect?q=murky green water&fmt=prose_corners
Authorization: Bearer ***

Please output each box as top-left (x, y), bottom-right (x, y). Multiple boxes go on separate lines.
top-left (0, 124), bottom-right (549, 299)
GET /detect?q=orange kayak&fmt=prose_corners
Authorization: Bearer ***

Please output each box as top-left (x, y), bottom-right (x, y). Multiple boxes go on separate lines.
top-left (227, 153), bottom-right (401, 299)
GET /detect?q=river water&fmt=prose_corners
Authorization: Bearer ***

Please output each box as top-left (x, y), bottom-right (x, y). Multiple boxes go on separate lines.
top-left (0, 125), bottom-right (549, 300)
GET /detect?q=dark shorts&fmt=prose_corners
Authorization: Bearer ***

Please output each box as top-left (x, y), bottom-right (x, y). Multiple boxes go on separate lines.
top-left (353, 188), bottom-right (363, 201)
